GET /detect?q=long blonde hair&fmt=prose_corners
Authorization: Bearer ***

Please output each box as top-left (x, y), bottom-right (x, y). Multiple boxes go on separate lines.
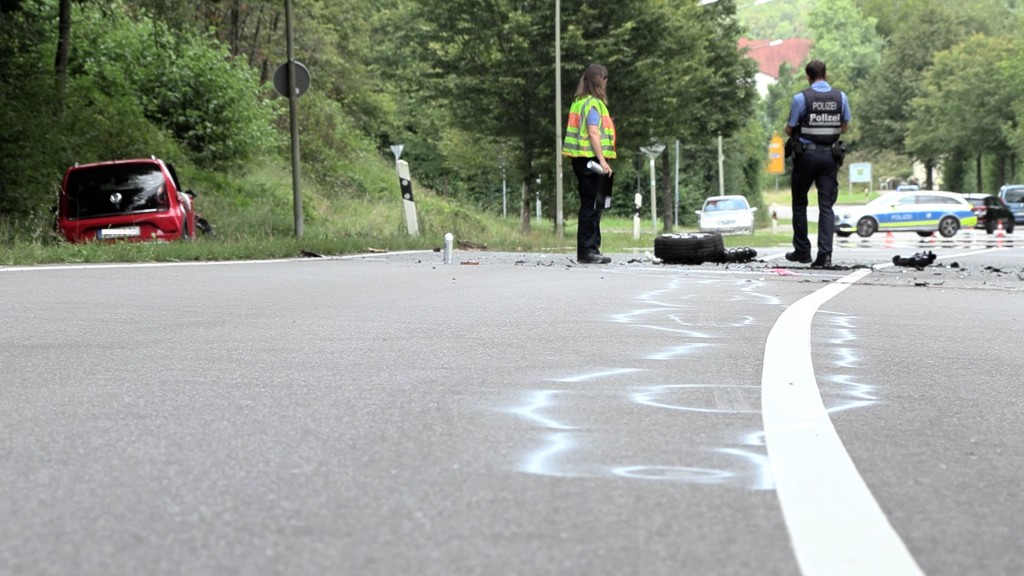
top-left (574, 63), bottom-right (608, 102)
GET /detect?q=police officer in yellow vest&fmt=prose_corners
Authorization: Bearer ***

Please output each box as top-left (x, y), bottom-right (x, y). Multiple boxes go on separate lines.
top-left (563, 63), bottom-right (616, 264)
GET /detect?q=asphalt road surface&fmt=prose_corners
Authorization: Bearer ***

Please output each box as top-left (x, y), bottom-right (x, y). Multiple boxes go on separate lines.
top-left (2, 236), bottom-right (1022, 576)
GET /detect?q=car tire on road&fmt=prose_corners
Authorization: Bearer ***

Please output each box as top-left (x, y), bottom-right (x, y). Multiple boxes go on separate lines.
top-left (856, 217), bottom-right (878, 238)
top-left (654, 232), bottom-right (725, 264)
top-left (938, 216), bottom-right (960, 238)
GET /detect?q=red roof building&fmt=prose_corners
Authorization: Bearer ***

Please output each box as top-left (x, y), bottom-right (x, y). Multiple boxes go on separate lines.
top-left (739, 38), bottom-right (813, 97)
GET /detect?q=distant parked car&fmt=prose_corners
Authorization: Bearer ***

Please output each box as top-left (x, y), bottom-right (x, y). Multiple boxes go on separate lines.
top-left (895, 184), bottom-right (920, 192)
top-left (964, 193), bottom-right (1015, 234)
top-left (997, 184), bottom-right (1024, 224)
top-left (56, 157), bottom-right (211, 243)
top-left (834, 190), bottom-right (977, 238)
top-left (695, 195), bottom-right (757, 235)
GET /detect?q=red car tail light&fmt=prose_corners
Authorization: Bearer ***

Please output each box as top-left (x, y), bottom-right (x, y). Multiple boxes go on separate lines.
top-left (155, 184), bottom-right (169, 209)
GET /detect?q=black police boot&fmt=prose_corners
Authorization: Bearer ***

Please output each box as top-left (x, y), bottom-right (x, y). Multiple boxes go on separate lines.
top-left (811, 254), bottom-right (832, 268)
top-left (785, 251), bottom-right (812, 264)
top-left (579, 253), bottom-right (611, 264)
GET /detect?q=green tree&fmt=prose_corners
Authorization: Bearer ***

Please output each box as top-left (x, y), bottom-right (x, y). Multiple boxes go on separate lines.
top-left (70, 4), bottom-right (278, 168)
top-left (859, 0), bottom-right (1019, 39)
top-left (908, 34), bottom-right (1017, 193)
top-left (857, 4), bottom-right (967, 160)
top-left (405, 0), bottom-right (561, 232)
top-left (0, 0), bottom-right (64, 219)
top-left (740, 0), bottom-right (814, 39)
top-left (806, 0), bottom-right (883, 92)
top-left (403, 0), bottom-right (757, 233)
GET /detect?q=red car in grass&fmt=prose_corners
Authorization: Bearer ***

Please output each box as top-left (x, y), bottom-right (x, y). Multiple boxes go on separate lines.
top-left (56, 157), bottom-right (209, 243)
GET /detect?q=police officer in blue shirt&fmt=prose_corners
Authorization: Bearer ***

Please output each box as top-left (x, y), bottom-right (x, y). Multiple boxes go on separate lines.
top-left (784, 59), bottom-right (851, 268)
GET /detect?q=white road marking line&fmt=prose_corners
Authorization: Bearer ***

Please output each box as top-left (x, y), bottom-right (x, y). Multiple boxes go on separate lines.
top-left (762, 268), bottom-right (925, 576)
top-left (0, 250), bottom-right (434, 273)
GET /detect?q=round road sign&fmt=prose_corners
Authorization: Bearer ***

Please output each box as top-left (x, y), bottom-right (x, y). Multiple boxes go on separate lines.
top-left (273, 62), bottom-right (311, 98)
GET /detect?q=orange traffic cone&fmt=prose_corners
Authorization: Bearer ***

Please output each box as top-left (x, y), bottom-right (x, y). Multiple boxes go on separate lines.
top-left (884, 230), bottom-right (894, 247)
top-left (996, 220), bottom-right (1006, 237)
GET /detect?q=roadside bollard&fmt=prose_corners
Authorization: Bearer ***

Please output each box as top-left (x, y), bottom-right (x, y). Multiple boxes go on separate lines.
top-left (443, 233), bottom-right (453, 264)
top-left (633, 193), bottom-right (643, 240)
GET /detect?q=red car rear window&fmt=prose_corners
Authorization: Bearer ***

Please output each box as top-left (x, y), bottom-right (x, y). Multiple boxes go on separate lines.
top-left (64, 164), bottom-right (167, 220)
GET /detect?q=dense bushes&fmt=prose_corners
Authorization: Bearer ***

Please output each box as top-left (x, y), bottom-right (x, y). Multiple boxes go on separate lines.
top-left (0, 1), bottom-right (278, 224)
top-left (70, 6), bottom-right (280, 169)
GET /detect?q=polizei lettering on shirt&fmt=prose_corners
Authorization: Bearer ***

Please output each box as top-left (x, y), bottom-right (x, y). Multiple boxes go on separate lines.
top-left (799, 88), bottom-right (844, 143)
top-left (809, 113), bottom-right (842, 124)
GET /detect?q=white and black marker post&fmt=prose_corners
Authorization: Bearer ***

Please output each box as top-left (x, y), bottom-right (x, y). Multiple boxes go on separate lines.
top-left (391, 145), bottom-right (419, 236)
top-left (633, 192), bottom-right (643, 240)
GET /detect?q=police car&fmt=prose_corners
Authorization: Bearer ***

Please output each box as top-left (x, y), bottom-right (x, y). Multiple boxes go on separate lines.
top-left (835, 190), bottom-right (977, 238)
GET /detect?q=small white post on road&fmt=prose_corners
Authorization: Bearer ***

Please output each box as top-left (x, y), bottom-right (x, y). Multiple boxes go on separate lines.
top-left (640, 144), bottom-right (666, 235)
top-left (443, 232), bottom-right (454, 264)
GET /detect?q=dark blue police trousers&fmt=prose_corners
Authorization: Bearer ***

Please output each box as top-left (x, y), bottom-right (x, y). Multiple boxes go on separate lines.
top-left (791, 148), bottom-right (838, 257)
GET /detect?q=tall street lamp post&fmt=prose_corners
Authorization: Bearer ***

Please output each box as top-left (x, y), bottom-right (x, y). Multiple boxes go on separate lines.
top-left (717, 133), bottom-right (725, 196)
top-left (554, 0), bottom-right (564, 238)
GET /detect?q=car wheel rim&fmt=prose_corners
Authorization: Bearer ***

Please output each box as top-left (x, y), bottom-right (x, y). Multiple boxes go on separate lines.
top-left (940, 218), bottom-right (959, 237)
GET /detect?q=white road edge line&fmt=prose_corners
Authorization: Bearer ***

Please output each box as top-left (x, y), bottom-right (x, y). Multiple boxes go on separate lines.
top-left (762, 268), bottom-right (925, 576)
top-left (0, 250), bottom-right (434, 273)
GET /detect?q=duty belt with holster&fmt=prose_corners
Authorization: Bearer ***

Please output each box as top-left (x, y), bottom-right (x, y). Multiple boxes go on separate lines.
top-left (786, 137), bottom-right (847, 167)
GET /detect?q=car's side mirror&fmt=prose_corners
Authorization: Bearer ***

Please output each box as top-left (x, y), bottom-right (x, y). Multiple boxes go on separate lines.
top-left (694, 210), bottom-right (702, 215)
top-left (750, 207), bottom-right (758, 213)
top-left (184, 189), bottom-right (196, 198)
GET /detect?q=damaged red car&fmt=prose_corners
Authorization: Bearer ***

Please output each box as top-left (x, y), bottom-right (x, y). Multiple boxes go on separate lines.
top-left (56, 157), bottom-right (210, 243)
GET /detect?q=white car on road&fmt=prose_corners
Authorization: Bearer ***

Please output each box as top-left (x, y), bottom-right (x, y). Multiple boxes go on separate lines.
top-left (695, 195), bottom-right (757, 235)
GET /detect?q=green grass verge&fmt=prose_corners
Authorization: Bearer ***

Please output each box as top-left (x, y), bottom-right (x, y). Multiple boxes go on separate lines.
top-left (2, 154), bottom-right (839, 266)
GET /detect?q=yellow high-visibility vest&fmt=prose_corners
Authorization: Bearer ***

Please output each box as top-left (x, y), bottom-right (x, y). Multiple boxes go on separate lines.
top-left (562, 96), bottom-right (617, 159)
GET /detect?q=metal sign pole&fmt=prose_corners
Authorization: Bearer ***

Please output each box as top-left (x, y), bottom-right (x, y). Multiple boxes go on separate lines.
top-left (674, 140), bottom-right (680, 227)
top-left (285, 0), bottom-right (302, 238)
top-left (640, 144), bottom-right (666, 235)
top-left (554, 0), bottom-right (564, 238)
